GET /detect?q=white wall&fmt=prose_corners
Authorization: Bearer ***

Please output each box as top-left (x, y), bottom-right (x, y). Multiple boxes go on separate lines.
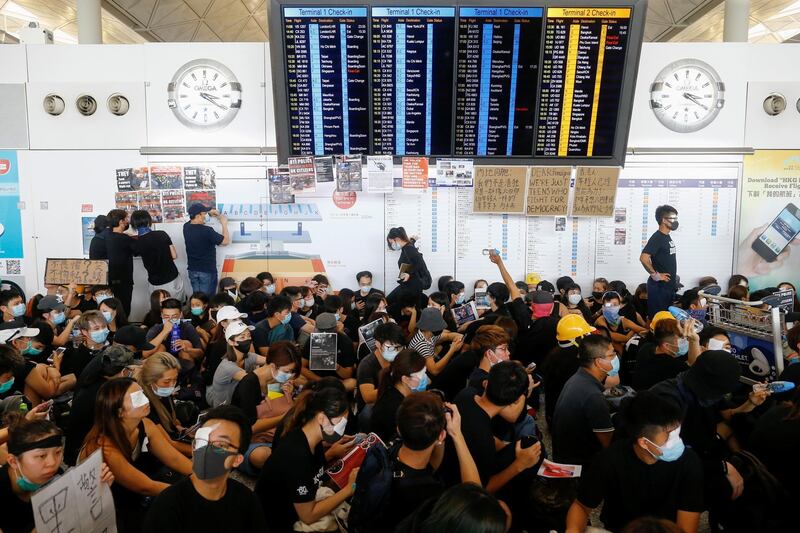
top-left (1, 42), bottom-right (799, 317)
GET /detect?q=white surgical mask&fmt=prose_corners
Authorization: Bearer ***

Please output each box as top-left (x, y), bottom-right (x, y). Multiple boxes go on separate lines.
top-left (707, 338), bottom-right (730, 353)
top-left (568, 293), bottom-right (582, 305)
top-left (360, 285), bottom-right (371, 294)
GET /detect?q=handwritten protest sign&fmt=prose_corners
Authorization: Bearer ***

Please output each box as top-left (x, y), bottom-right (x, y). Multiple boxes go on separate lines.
top-left (526, 167), bottom-right (571, 216)
top-left (32, 449), bottom-right (117, 533)
top-left (571, 166), bottom-right (620, 217)
top-left (472, 166), bottom-right (528, 214)
top-left (45, 259), bottom-right (108, 286)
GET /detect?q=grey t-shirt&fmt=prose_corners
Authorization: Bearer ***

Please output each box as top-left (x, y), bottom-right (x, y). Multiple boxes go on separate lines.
top-left (206, 354), bottom-right (258, 407)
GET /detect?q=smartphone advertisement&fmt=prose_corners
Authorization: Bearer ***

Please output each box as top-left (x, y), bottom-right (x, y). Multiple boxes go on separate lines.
top-left (739, 151), bottom-right (800, 290)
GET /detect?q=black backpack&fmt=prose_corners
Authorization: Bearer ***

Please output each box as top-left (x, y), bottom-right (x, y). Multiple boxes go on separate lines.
top-left (418, 255), bottom-right (432, 290)
top-left (348, 442), bottom-right (402, 533)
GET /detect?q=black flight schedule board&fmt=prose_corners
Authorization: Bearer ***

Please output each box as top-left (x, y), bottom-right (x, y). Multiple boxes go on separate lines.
top-left (371, 7), bottom-right (456, 156)
top-left (455, 7), bottom-right (543, 157)
top-left (536, 7), bottom-right (631, 159)
top-left (283, 6), bottom-right (370, 156)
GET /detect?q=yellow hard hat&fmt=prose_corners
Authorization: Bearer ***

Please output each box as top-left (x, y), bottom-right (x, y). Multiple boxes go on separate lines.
top-left (525, 272), bottom-right (541, 286)
top-left (556, 314), bottom-right (596, 342)
top-left (650, 311), bottom-right (676, 332)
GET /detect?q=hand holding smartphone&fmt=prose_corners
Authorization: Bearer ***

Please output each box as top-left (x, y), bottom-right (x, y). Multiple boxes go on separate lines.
top-left (751, 203), bottom-right (800, 263)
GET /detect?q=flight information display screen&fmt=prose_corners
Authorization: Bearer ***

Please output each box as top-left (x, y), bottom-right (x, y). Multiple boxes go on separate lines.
top-left (371, 6), bottom-right (456, 156)
top-left (283, 6), bottom-right (370, 155)
top-left (454, 7), bottom-right (543, 157)
top-left (536, 7), bottom-right (631, 158)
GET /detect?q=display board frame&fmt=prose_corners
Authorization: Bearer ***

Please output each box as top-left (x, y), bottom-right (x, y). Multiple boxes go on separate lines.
top-left (268, 0), bottom-right (647, 167)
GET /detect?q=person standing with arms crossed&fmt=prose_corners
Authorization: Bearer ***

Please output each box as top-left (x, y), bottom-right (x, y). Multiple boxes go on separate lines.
top-left (184, 204), bottom-right (230, 297)
top-left (640, 205), bottom-right (679, 319)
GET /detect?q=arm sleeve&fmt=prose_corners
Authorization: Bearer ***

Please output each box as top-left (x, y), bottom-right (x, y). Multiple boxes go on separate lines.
top-left (289, 465), bottom-right (319, 504)
top-left (576, 452), bottom-right (608, 508)
top-left (642, 233), bottom-right (662, 256)
top-left (357, 360), bottom-right (376, 385)
top-left (251, 326), bottom-right (269, 350)
top-left (211, 227), bottom-right (224, 246)
top-left (678, 450), bottom-right (705, 512)
top-left (508, 298), bottom-right (533, 331)
top-left (586, 395), bottom-right (614, 432)
top-left (407, 246), bottom-right (424, 275)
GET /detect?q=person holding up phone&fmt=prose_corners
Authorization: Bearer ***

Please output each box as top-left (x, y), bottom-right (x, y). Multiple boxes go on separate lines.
top-left (640, 205), bottom-right (679, 318)
top-left (184, 204), bottom-right (231, 298)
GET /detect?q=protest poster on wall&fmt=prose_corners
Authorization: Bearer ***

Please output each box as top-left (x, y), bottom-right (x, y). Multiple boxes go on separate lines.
top-left (336, 156), bottom-right (363, 192)
top-left (367, 155), bottom-right (394, 193)
top-left (288, 156), bottom-right (317, 194)
top-left (183, 166), bottom-right (216, 190)
top-left (401, 157), bottom-right (429, 189)
top-left (472, 166), bottom-right (528, 214)
top-left (527, 167), bottom-right (571, 216)
top-left (571, 167), bottom-right (620, 217)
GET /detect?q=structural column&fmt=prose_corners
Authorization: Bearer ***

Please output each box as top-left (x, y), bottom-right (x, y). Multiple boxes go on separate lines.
top-left (77, 0), bottom-right (102, 44)
top-left (723, 0), bottom-right (750, 42)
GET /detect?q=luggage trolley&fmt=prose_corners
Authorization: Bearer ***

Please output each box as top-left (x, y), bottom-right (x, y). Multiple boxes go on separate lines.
top-left (698, 290), bottom-right (787, 380)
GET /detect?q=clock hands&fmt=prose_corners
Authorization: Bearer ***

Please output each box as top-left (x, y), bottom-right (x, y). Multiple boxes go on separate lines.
top-left (682, 92), bottom-right (709, 110)
top-left (199, 92), bottom-right (228, 111)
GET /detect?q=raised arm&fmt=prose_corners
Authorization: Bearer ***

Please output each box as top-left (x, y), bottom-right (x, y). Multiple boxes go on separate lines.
top-left (489, 251), bottom-right (520, 301)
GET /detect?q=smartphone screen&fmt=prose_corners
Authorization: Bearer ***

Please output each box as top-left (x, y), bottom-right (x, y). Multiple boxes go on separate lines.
top-left (754, 203), bottom-right (800, 261)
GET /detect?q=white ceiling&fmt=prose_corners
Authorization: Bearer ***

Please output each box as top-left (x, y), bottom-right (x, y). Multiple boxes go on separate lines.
top-left (1, 0), bottom-right (800, 44)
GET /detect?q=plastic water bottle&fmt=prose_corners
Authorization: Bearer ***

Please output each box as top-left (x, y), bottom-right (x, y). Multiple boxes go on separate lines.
top-left (753, 381), bottom-right (795, 394)
top-left (169, 322), bottom-right (181, 354)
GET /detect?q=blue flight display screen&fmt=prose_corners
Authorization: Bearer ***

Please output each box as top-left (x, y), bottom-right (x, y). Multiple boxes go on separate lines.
top-left (371, 7), bottom-right (456, 155)
top-left (454, 7), bottom-right (543, 157)
top-left (283, 6), bottom-right (370, 156)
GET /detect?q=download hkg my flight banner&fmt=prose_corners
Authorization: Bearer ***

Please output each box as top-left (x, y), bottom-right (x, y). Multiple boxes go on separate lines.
top-left (0, 151), bottom-right (23, 260)
top-left (740, 150), bottom-right (800, 291)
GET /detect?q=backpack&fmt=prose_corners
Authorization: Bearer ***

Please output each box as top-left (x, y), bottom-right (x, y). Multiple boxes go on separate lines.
top-left (418, 255), bottom-right (432, 291)
top-left (348, 442), bottom-right (402, 533)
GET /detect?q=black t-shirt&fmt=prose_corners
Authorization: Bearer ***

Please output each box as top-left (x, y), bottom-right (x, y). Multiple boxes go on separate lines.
top-left (256, 428), bottom-right (327, 533)
top-left (542, 345), bottom-right (580, 424)
top-left (183, 222), bottom-right (224, 273)
top-left (143, 475), bottom-right (267, 533)
top-left (445, 387), bottom-right (515, 485)
top-left (430, 349), bottom-right (481, 400)
top-left (231, 372), bottom-right (262, 425)
top-left (551, 368), bottom-right (613, 466)
top-left (749, 404), bottom-right (800, 499)
top-left (302, 332), bottom-right (357, 379)
top-left (203, 337), bottom-right (228, 385)
top-left (72, 295), bottom-right (98, 313)
top-left (89, 233), bottom-right (108, 260)
top-left (370, 386), bottom-right (405, 443)
top-left (61, 344), bottom-right (104, 380)
top-left (0, 464), bottom-right (37, 533)
top-left (578, 440), bottom-right (704, 531)
top-left (65, 379), bottom-right (104, 465)
top-left (384, 460), bottom-right (446, 530)
top-left (643, 230), bottom-right (677, 279)
top-left (633, 352), bottom-right (689, 391)
top-left (137, 230), bottom-right (179, 285)
top-left (356, 353), bottom-right (383, 409)
top-left (105, 231), bottom-right (138, 283)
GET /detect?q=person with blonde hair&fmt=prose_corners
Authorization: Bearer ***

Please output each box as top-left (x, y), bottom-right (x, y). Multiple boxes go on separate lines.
top-left (137, 352), bottom-right (191, 454)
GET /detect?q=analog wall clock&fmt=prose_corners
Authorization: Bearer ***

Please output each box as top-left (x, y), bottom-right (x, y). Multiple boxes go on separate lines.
top-left (167, 59), bottom-right (242, 131)
top-left (649, 58), bottom-right (725, 133)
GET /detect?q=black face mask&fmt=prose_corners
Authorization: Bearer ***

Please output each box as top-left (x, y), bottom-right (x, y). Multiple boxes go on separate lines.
top-left (592, 291), bottom-right (603, 300)
top-left (235, 340), bottom-right (252, 354)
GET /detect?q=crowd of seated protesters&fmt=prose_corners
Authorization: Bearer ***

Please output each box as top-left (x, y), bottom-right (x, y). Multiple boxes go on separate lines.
top-left (1, 216), bottom-right (798, 533)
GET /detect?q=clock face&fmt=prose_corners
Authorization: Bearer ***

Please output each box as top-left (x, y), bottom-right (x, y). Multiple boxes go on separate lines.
top-left (649, 59), bottom-right (725, 133)
top-left (167, 59), bottom-right (241, 131)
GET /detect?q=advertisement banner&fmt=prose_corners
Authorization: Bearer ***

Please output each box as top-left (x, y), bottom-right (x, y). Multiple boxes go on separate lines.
top-left (739, 151), bottom-right (800, 290)
top-left (0, 151), bottom-right (23, 259)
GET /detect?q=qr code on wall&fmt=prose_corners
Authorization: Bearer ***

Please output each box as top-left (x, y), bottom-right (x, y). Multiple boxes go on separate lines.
top-left (5, 260), bottom-right (21, 275)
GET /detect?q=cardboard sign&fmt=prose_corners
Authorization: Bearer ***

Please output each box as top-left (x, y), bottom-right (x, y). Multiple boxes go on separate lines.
top-left (45, 259), bottom-right (108, 286)
top-left (572, 167), bottom-right (620, 217)
top-left (527, 167), bottom-right (571, 216)
top-left (472, 166), bottom-right (528, 214)
top-left (31, 449), bottom-right (117, 533)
